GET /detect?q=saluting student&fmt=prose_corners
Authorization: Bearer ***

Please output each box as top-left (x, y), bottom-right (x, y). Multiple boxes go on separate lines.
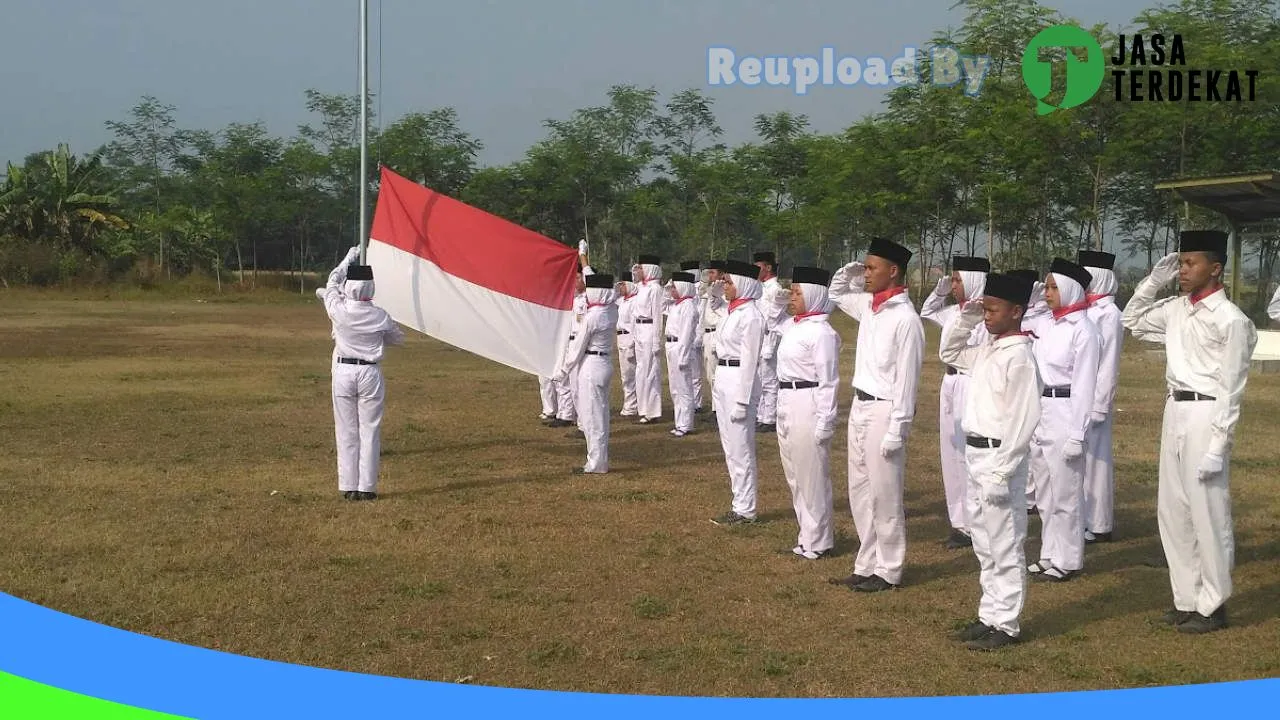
top-left (754, 251), bottom-right (788, 434)
top-left (679, 260), bottom-right (707, 413)
top-left (701, 261), bottom-right (729, 419)
top-left (776, 266), bottom-right (842, 560)
top-left (1009, 268), bottom-right (1052, 512)
top-left (556, 273), bottom-right (619, 474)
top-left (827, 238), bottom-right (925, 593)
top-left (1026, 258), bottom-right (1100, 583)
top-left (1078, 250), bottom-right (1124, 544)
top-left (921, 255), bottom-right (991, 550)
top-left (549, 266), bottom-right (590, 430)
top-left (710, 260), bottom-right (768, 525)
top-left (1122, 230), bottom-right (1257, 634)
top-left (631, 255), bottom-right (665, 424)
top-left (939, 272), bottom-right (1043, 651)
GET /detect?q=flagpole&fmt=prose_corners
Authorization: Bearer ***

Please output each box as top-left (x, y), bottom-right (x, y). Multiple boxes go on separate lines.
top-left (358, 0), bottom-right (370, 264)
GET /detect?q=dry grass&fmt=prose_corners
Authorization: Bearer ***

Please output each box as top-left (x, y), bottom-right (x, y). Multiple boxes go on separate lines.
top-left (1, 288), bottom-right (1278, 698)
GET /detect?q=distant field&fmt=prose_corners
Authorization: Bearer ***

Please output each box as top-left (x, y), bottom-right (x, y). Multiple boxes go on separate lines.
top-left (1, 289), bottom-right (1277, 698)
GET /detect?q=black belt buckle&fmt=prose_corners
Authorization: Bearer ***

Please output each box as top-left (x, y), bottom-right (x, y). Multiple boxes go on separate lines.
top-left (1172, 390), bottom-right (1216, 402)
top-left (945, 366), bottom-right (959, 376)
top-left (338, 357), bottom-right (376, 366)
top-left (585, 350), bottom-right (608, 357)
top-left (704, 327), bottom-right (717, 333)
top-left (616, 330), bottom-right (630, 335)
top-left (569, 335), bottom-right (576, 341)
top-left (855, 388), bottom-right (885, 402)
top-left (780, 380), bottom-right (819, 390)
top-left (717, 359), bottom-right (741, 367)
top-left (965, 435), bottom-right (1002, 449)
top-left (665, 336), bottom-right (679, 342)
top-left (635, 318), bottom-right (654, 324)
top-left (1043, 387), bottom-right (1071, 398)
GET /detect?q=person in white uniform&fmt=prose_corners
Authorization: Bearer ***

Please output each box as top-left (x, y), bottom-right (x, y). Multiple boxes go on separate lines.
top-left (710, 259), bottom-right (767, 525)
top-left (776, 266), bottom-right (841, 560)
top-left (679, 260), bottom-right (707, 414)
top-left (1027, 258), bottom-right (1100, 582)
top-left (921, 255), bottom-right (991, 550)
top-left (555, 273), bottom-right (619, 474)
top-left (940, 272), bottom-right (1043, 651)
top-left (1122, 229), bottom-right (1257, 634)
top-left (548, 266), bottom-right (590, 429)
top-left (536, 376), bottom-right (558, 422)
top-left (754, 251), bottom-right (787, 434)
top-left (1268, 283), bottom-right (1280, 323)
top-left (827, 238), bottom-right (925, 593)
top-left (615, 276), bottom-right (639, 417)
top-left (664, 270), bottom-right (701, 437)
top-left (631, 254), bottom-right (665, 424)
top-left (1078, 250), bottom-right (1124, 544)
top-left (316, 247), bottom-right (406, 501)
top-left (701, 261), bottom-right (729, 419)
top-left (1008, 268), bottom-right (1053, 512)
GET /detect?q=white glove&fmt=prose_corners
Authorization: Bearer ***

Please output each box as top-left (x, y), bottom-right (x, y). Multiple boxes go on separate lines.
top-left (761, 344), bottom-right (775, 361)
top-left (710, 280), bottom-right (724, 299)
top-left (773, 286), bottom-right (791, 303)
top-left (880, 435), bottom-right (904, 458)
top-left (815, 427), bottom-right (834, 444)
top-left (934, 277), bottom-right (950, 296)
top-left (1089, 411), bottom-right (1106, 428)
top-left (730, 403), bottom-right (748, 423)
top-left (1063, 438), bottom-right (1085, 461)
top-left (552, 370), bottom-right (568, 386)
top-left (844, 260), bottom-right (866, 275)
top-left (1197, 453), bottom-right (1225, 481)
top-left (345, 246), bottom-right (361, 263)
top-left (981, 477), bottom-right (1011, 507)
top-left (1149, 252), bottom-right (1180, 287)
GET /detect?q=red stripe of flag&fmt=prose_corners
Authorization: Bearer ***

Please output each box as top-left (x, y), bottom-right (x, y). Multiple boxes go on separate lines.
top-left (370, 166), bottom-right (579, 310)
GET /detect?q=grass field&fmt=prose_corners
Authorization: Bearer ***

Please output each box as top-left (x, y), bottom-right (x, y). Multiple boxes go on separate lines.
top-left (1, 288), bottom-right (1278, 698)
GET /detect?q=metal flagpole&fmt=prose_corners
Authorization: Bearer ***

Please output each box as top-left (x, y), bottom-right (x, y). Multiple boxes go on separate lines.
top-left (358, 0), bottom-right (370, 264)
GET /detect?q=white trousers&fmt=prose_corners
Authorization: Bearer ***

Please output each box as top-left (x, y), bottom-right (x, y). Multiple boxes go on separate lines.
top-left (538, 375), bottom-right (557, 417)
top-left (617, 337), bottom-right (638, 415)
top-left (965, 445), bottom-right (1029, 636)
top-left (332, 362), bottom-right (385, 493)
top-left (1084, 413), bottom-right (1115, 534)
top-left (665, 342), bottom-right (696, 432)
top-left (778, 387), bottom-right (835, 553)
top-left (702, 333), bottom-right (719, 414)
top-left (553, 365), bottom-right (579, 422)
top-left (714, 365), bottom-right (761, 518)
top-left (758, 352), bottom-right (779, 424)
top-left (1159, 397), bottom-right (1234, 616)
top-left (577, 355), bottom-right (613, 473)
top-left (633, 326), bottom-right (664, 419)
top-left (939, 372), bottom-right (971, 532)
top-left (1030, 397), bottom-right (1085, 572)
top-left (847, 398), bottom-right (907, 585)
top-left (692, 340), bottom-right (704, 408)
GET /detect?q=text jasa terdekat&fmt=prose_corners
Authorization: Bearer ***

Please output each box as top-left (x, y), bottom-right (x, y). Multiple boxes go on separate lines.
top-left (1111, 34), bottom-right (1259, 102)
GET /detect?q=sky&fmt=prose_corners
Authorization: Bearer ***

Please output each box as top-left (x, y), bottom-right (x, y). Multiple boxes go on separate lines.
top-left (0, 0), bottom-right (1156, 169)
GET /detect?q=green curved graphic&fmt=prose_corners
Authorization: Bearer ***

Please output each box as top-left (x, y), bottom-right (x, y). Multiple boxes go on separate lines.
top-left (1022, 24), bottom-right (1105, 114)
top-left (0, 671), bottom-right (191, 719)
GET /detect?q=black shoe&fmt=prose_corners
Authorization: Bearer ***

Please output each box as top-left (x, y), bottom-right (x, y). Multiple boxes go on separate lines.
top-left (341, 491), bottom-right (357, 501)
top-left (1176, 606), bottom-right (1227, 634)
top-left (1160, 608), bottom-right (1196, 626)
top-left (565, 430), bottom-right (585, 439)
top-left (547, 418), bottom-right (572, 428)
top-left (953, 620), bottom-right (992, 642)
top-left (570, 467), bottom-right (585, 475)
top-left (710, 511), bottom-right (756, 526)
top-left (853, 575), bottom-right (899, 593)
top-left (966, 627), bottom-right (1019, 651)
top-left (756, 422), bottom-right (776, 433)
top-left (828, 573), bottom-right (871, 589)
top-left (694, 407), bottom-right (706, 414)
top-left (353, 491), bottom-right (378, 501)
top-left (944, 529), bottom-right (973, 549)
top-left (1085, 530), bottom-right (1113, 544)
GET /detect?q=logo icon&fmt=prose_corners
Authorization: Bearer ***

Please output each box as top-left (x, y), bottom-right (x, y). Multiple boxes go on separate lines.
top-left (1021, 25), bottom-right (1105, 114)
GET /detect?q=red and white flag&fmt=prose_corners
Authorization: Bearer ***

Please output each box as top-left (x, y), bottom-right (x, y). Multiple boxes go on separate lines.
top-left (366, 166), bottom-right (579, 377)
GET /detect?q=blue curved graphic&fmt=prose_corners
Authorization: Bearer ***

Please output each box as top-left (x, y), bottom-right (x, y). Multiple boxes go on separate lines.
top-left (0, 591), bottom-right (1273, 719)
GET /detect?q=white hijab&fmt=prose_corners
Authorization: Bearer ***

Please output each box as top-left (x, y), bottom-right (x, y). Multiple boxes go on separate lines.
top-left (1086, 266), bottom-right (1118, 297)
top-left (673, 279), bottom-right (696, 299)
top-left (638, 263), bottom-right (663, 284)
top-left (958, 270), bottom-right (987, 303)
top-left (1050, 272), bottom-right (1086, 308)
top-left (730, 273), bottom-right (762, 301)
top-left (586, 286), bottom-right (617, 306)
top-left (344, 279), bottom-right (374, 301)
top-left (796, 282), bottom-right (830, 315)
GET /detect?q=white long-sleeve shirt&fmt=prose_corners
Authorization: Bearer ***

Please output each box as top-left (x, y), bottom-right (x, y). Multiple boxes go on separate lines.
top-left (1123, 282), bottom-right (1258, 458)
top-left (702, 283), bottom-right (728, 348)
top-left (560, 300), bottom-right (619, 376)
top-left (1087, 297), bottom-right (1124, 416)
top-left (316, 262), bottom-right (405, 362)
top-left (714, 298), bottom-right (766, 408)
top-left (777, 314), bottom-right (842, 435)
top-left (1268, 285), bottom-right (1280, 322)
top-left (921, 291), bottom-right (990, 371)
top-left (1033, 308), bottom-right (1100, 443)
top-left (759, 276), bottom-right (790, 352)
top-left (632, 280), bottom-right (664, 344)
top-left (940, 307), bottom-right (1044, 481)
top-left (829, 266), bottom-right (925, 443)
top-left (615, 291), bottom-right (636, 350)
top-left (664, 296), bottom-right (700, 369)
top-left (1023, 300), bottom-right (1052, 337)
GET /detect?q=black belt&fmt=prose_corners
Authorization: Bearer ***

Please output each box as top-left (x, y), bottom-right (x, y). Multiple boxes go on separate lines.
top-left (1043, 387), bottom-right (1071, 398)
top-left (704, 327), bottom-right (717, 333)
top-left (665, 335), bottom-right (679, 342)
top-left (635, 318), bottom-right (654, 324)
top-left (616, 329), bottom-right (630, 335)
top-left (585, 350), bottom-right (608, 357)
top-left (966, 435), bottom-right (1002, 449)
top-left (718, 359), bottom-right (741, 367)
top-left (945, 366), bottom-right (959, 376)
top-left (569, 335), bottom-right (576, 341)
top-left (780, 380), bottom-right (818, 390)
top-left (1172, 390), bottom-right (1216, 402)
top-left (337, 357), bottom-right (377, 366)
top-left (855, 388), bottom-right (886, 402)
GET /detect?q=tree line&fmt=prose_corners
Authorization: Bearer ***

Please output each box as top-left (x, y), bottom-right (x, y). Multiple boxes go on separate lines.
top-left (2, 0), bottom-right (1278, 318)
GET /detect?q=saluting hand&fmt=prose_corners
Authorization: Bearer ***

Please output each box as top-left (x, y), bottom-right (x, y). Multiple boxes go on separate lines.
top-left (934, 277), bottom-right (950, 296)
top-left (1149, 252), bottom-right (1180, 287)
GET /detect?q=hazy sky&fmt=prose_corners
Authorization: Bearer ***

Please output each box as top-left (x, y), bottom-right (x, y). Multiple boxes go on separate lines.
top-left (1, 0), bottom-right (1154, 168)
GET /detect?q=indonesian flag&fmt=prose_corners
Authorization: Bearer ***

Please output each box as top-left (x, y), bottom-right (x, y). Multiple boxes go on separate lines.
top-left (366, 166), bottom-right (579, 377)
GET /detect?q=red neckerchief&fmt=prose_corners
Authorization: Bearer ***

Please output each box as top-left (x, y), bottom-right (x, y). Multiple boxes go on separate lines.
top-left (728, 298), bottom-right (753, 313)
top-left (792, 311), bottom-right (826, 322)
top-left (672, 296), bottom-right (693, 305)
top-left (586, 302), bottom-right (609, 309)
top-left (1086, 293), bottom-right (1109, 305)
top-left (871, 285), bottom-right (907, 313)
top-left (998, 330), bottom-right (1036, 340)
top-left (1052, 300), bottom-right (1090, 320)
top-left (1190, 284), bottom-right (1223, 305)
